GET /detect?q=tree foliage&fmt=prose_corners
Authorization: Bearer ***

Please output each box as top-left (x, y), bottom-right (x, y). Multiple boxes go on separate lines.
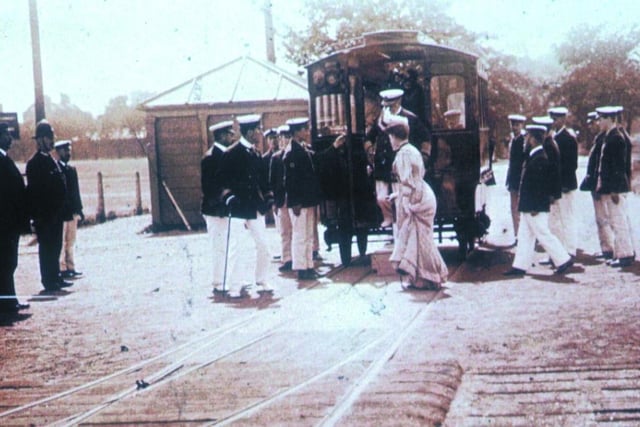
top-left (22, 94), bottom-right (96, 141)
top-left (98, 92), bottom-right (151, 140)
top-left (552, 25), bottom-right (640, 133)
top-left (282, 0), bottom-right (480, 65)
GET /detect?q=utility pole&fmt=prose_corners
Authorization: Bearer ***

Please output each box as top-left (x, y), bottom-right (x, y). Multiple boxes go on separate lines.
top-left (263, 0), bottom-right (276, 63)
top-left (29, 0), bottom-right (46, 122)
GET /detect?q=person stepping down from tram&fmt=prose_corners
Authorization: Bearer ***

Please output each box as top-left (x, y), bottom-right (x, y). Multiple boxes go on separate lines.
top-left (548, 107), bottom-right (579, 259)
top-left (594, 106), bottom-right (635, 268)
top-left (201, 120), bottom-right (235, 294)
top-left (218, 114), bottom-right (275, 297)
top-left (383, 115), bottom-right (447, 290)
top-left (505, 114), bottom-right (527, 242)
top-left (504, 125), bottom-right (573, 277)
top-left (579, 111), bottom-right (614, 261)
top-left (269, 124), bottom-right (294, 273)
top-left (365, 88), bottom-right (431, 229)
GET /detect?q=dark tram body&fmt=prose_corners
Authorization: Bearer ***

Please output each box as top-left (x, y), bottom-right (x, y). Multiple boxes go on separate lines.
top-left (307, 30), bottom-right (491, 265)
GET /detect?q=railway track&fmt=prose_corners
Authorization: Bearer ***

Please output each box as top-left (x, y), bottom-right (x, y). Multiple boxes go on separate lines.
top-left (2, 261), bottom-right (449, 426)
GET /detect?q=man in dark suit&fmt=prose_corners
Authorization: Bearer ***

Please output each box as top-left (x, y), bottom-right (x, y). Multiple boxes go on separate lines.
top-left (283, 118), bottom-right (323, 280)
top-left (26, 120), bottom-right (72, 291)
top-left (595, 106), bottom-right (635, 267)
top-left (505, 114), bottom-right (526, 238)
top-left (55, 140), bottom-right (84, 279)
top-left (269, 124), bottom-right (293, 272)
top-left (505, 124), bottom-right (572, 276)
top-left (548, 107), bottom-right (578, 257)
top-left (201, 120), bottom-right (235, 293)
top-left (218, 114), bottom-right (274, 297)
top-left (580, 112), bottom-right (614, 260)
top-left (0, 123), bottom-right (30, 315)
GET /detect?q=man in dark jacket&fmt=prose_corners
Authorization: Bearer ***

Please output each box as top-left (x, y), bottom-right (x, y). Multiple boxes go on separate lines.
top-left (55, 140), bottom-right (84, 279)
top-left (595, 106), bottom-right (635, 267)
top-left (0, 123), bottom-right (30, 314)
top-left (26, 120), bottom-right (72, 291)
top-left (201, 120), bottom-right (235, 293)
top-left (505, 114), bottom-right (526, 238)
top-left (269, 124), bottom-right (293, 272)
top-left (505, 124), bottom-right (572, 276)
top-left (218, 114), bottom-right (274, 297)
top-left (548, 107), bottom-right (578, 257)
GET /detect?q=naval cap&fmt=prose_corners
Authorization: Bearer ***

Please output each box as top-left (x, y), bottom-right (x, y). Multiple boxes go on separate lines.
top-left (525, 124), bottom-right (548, 133)
top-left (613, 105), bottom-right (624, 113)
top-left (586, 111), bottom-right (598, 123)
top-left (237, 114), bottom-right (262, 126)
top-left (595, 106), bottom-right (618, 117)
top-left (444, 108), bottom-right (462, 117)
top-left (263, 128), bottom-right (277, 137)
top-left (379, 88), bottom-right (404, 102)
top-left (33, 119), bottom-right (54, 139)
top-left (54, 139), bottom-right (72, 149)
top-left (547, 106), bottom-right (569, 117)
top-left (532, 116), bottom-right (554, 126)
top-left (508, 114), bottom-right (526, 122)
top-left (209, 120), bottom-right (234, 133)
top-left (277, 124), bottom-right (290, 134)
top-left (285, 117), bottom-right (309, 132)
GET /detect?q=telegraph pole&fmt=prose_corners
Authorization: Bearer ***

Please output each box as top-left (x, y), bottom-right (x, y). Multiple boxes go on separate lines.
top-left (263, 0), bottom-right (276, 63)
top-left (29, 0), bottom-right (46, 122)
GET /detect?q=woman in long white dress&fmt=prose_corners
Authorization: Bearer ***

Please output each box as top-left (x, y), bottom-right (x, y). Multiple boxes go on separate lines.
top-left (384, 115), bottom-right (448, 290)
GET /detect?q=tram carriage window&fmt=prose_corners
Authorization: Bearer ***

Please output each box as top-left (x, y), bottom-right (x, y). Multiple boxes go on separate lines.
top-left (430, 75), bottom-right (466, 130)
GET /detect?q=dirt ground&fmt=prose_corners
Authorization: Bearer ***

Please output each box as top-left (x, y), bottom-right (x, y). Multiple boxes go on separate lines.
top-left (1, 157), bottom-right (639, 426)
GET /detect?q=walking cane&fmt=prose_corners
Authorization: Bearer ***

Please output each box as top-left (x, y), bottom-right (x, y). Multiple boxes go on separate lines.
top-left (221, 196), bottom-right (235, 294)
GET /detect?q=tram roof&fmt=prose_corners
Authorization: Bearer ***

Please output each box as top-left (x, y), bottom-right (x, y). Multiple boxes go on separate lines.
top-left (305, 30), bottom-right (479, 68)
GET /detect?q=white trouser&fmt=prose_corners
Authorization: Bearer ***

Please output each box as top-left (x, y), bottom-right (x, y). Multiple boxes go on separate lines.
top-left (592, 194), bottom-right (614, 254)
top-left (376, 180), bottom-right (393, 225)
top-left (227, 215), bottom-right (270, 289)
top-left (290, 206), bottom-right (314, 270)
top-left (276, 204), bottom-right (292, 263)
top-left (312, 205), bottom-right (320, 252)
top-left (602, 194), bottom-right (634, 259)
top-left (509, 190), bottom-right (520, 237)
top-left (59, 215), bottom-right (79, 271)
top-left (205, 215), bottom-right (228, 286)
top-left (548, 191), bottom-right (577, 256)
top-left (513, 212), bottom-right (570, 272)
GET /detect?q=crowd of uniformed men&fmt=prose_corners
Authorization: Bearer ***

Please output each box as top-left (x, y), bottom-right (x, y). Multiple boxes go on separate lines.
top-left (1, 100), bottom-right (635, 310)
top-left (504, 105), bottom-right (635, 276)
top-left (1, 120), bottom-right (84, 317)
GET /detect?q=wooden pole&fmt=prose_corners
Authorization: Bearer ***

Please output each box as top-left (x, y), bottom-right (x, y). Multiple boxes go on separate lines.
top-left (29, 0), bottom-right (45, 123)
top-left (135, 171), bottom-right (143, 215)
top-left (96, 171), bottom-right (106, 223)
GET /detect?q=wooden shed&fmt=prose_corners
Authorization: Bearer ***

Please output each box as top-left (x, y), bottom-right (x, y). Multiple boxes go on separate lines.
top-left (140, 56), bottom-right (309, 230)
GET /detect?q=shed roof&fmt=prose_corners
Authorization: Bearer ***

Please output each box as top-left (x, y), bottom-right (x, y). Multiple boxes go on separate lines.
top-left (141, 56), bottom-right (308, 108)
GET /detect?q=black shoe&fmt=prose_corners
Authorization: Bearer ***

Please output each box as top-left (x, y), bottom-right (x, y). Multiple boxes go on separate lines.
top-left (58, 280), bottom-right (74, 288)
top-left (44, 284), bottom-right (62, 292)
top-left (595, 251), bottom-right (613, 260)
top-left (60, 270), bottom-right (73, 279)
top-left (610, 256), bottom-right (634, 268)
top-left (312, 251), bottom-right (322, 261)
top-left (503, 267), bottom-right (526, 276)
top-left (539, 258), bottom-right (553, 266)
top-left (16, 303), bottom-right (30, 311)
top-left (297, 269), bottom-right (318, 280)
top-left (70, 270), bottom-right (83, 277)
top-left (555, 259), bottom-right (574, 274)
top-left (278, 261), bottom-right (292, 272)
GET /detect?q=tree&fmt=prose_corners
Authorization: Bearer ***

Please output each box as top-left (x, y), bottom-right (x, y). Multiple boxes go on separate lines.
top-left (282, 0), bottom-right (480, 65)
top-left (552, 25), bottom-right (640, 135)
top-left (98, 92), bottom-right (152, 140)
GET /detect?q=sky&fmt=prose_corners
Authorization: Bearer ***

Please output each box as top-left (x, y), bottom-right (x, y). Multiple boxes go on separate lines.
top-left (1, 0), bottom-right (638, 118)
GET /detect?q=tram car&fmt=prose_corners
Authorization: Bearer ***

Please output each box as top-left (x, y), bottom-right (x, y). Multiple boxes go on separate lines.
top-left (307, 30), bottom-right (492, 265)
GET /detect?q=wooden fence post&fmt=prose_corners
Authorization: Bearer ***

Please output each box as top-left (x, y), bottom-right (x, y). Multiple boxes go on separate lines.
top-left (135, 171), bottom-right (143, 215)
top-left (96, 171), bottom-right (106, 223)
